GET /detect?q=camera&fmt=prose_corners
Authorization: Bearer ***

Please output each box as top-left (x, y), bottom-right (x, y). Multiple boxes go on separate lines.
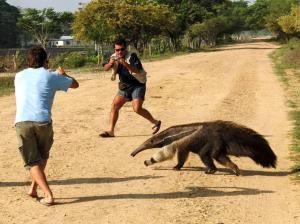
top-left (110, 55), bottom-right (119, 61)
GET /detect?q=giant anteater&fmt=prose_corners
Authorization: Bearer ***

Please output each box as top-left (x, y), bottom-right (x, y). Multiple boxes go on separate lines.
top-left (131, 120), bottom-right (277, 175)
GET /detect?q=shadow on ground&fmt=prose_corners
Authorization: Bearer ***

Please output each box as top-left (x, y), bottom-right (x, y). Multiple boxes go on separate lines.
top-left (153, 166), bottom-right (291, 177)
top-left (0, 175), bottom-right (162, 187)
top-left (56, 186), bottom-right (273, 205)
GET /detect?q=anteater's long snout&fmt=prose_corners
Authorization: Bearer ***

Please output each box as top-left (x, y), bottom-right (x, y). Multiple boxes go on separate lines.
top-left (131, 145), bottom-right (148, 157)
top-left (131, 123), bottom-right (202, 157)
top-left (131, 128), bottom-right (200, 157)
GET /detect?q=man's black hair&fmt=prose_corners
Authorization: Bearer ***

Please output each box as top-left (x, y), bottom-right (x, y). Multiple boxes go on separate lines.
top-left (114, 38), bottom-right (127, 48)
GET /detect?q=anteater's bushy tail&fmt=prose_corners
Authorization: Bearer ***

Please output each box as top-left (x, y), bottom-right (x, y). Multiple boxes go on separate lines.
top-left (225, 124), bottom-right (277, 168)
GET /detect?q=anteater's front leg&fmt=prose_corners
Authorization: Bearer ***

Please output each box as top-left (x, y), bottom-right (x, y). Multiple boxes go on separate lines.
top-left (173, 148), bottom-right (190, 170)
top-left (199, 143), bottom-right (217, 174)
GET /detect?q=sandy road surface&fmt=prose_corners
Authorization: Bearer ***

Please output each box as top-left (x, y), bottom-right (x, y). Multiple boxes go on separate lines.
top-left (0, 42), bottom-right (299, 224)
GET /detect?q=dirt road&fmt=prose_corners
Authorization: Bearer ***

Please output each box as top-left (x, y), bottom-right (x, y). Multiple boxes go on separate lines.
top-left (1, 42), bottom-right (299, 223)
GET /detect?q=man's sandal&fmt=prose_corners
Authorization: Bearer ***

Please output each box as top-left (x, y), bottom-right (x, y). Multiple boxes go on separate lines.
top-left (39, 198), bottom-right (54, 206)
top-left (152, 120), bottom-right (161, 134)
top-left (27, 193), bottom-right (38, 199)
top-left (99, 131), bottom-right (115, 138)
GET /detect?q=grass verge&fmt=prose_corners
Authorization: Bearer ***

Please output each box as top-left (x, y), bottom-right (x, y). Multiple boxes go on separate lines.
top-left (270, 39), bottom-right (300, 181)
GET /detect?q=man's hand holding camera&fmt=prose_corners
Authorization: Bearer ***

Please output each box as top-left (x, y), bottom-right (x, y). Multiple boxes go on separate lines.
top-left (108, 56), bottom-right (129, 68)
top-left (108, 58), bottom-right (116, 68)
top-left (117, 57), bottom-right (126, 66)
top-left (108, 56), bottom-right (121, 68)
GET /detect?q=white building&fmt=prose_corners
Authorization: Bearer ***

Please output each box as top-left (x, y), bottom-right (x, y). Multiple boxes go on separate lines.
top-left (49, 36), bottom-right (79, 47)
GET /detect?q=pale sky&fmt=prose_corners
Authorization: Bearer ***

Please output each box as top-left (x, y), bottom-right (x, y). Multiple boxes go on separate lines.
top-left (6, 0), bottom-right (91, 12)
top-left (6, 0), bottom-right (256, 12)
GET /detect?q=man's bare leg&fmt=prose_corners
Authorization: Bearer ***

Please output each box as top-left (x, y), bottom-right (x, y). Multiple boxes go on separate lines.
top-left (132, 99), bottom-right (159, 125)
top-left (107, 95), bottom-right (128, 136)
top-left (29, 164), bottom-right (54, 204)
top-left (27, 160), bottom-right (47, 197)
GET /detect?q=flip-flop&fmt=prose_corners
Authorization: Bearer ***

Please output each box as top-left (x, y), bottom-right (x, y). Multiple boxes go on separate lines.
top-left (99, 131), bottom-right (115, 138)
top-left (152, 120), bottom-right (161, 134)
top-left (39, 198), bottom-right (54, 206)
top-left (27, 193), bottom-right (38, 199)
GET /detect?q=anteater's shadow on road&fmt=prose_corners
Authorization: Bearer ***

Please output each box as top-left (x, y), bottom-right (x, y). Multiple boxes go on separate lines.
top-left (153, 166), bottom-right (291, 177)
top-left (56, 186), bottom-right (273, 205)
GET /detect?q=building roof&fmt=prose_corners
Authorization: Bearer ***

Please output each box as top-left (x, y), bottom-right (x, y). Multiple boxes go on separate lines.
top-left (59, 35), bottom-right (74, 40)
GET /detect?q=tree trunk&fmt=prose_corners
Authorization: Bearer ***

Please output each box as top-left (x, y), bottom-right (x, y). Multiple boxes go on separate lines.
top-left (148, 43), bottom-right (152, 57)
top-left (97, 42), bottom-right (104, 66)
top-left (12, 55), bottom-right (17, 71)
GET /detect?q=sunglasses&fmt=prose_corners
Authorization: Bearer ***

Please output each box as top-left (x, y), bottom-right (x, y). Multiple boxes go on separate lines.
top-left (115, 48), bottom-right (125, 52)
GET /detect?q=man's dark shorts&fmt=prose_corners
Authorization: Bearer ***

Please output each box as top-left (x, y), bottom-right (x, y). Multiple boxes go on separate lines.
top-left (15, 121), bottom-right (54, 170)
top-left (117, 84), bottom-right (146, 101)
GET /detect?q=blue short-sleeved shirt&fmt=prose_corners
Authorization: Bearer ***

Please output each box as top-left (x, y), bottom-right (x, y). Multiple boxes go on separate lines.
top-left (15, 67), bottom-right (73, 123)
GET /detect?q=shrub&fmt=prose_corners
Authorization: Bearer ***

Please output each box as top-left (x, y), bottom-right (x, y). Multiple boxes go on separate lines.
top-left (285, 49), bottom-right (300, 67)
top-left (14, 50), bottom-right (27, 70)
top-left (287, 38), bottom-right (300, 50)
top-left (64, 52), bottom-right (86, 68)
top-left (49, 52), bottom-right (87, 68)
top-left (0, 76), bottom-right (14, 96)
top-left (86, 55), bottom-right (98, 65)
top-left (49, 52), bottom-right (68, 68)
top-left (284, 38), bottom-right (300, 67)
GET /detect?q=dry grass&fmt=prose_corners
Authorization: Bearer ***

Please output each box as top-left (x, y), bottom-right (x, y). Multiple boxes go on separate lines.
top-left (285, 49), bottom-right (300, 67)
top-left (0, 76), bottom-right (14, 96)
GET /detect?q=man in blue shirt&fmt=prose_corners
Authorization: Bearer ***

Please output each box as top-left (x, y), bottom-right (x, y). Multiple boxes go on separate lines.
top-left (14, 46), bottom-right (79, 206)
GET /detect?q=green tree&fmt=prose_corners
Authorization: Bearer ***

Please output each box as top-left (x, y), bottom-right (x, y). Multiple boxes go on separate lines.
top-left (264, 0), bottom-right (299, 41)
top-left (155, 0), bottom-right (230, 49)
top-left (113, 0), bottom-right (176, 52)
top-left (213, 0), bottom-right (248, 37)
top-left (245, 0), bottom-right (269, 30)
top-left (0, 0), bottom-right (20, 47)
top-left (187, 16), bottom-right (228, 47)
top-left (278, 4), bottom-right (300, 37)
top-left (72, 0), bottom-right (115, 64)
top-left (184, 0), bottom-right (249, 48)
top-left (17, 8), bottom-right (74, 48)
top-left (59, 11), bottom-right (75, 35)
top-left (73, 0), bottom-right (176, 55)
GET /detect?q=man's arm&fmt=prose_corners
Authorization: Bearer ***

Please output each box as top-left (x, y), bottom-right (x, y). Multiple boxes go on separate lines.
top-left (68, 76), bottom-right (79, 89)
top-left (57, 67), bottom-right (79, 89)
top-left (103, 58), bottom-right (115, 71)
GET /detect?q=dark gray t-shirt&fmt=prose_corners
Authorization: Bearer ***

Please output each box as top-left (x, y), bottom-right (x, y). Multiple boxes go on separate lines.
top-left (116, 53), bottom-right (144, 86)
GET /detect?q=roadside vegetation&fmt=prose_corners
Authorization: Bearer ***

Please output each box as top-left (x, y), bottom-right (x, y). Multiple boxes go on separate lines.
top-left (0, 75), bottom-right (14, 96)
top-left (271, 38), bottom-right (300, 179)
